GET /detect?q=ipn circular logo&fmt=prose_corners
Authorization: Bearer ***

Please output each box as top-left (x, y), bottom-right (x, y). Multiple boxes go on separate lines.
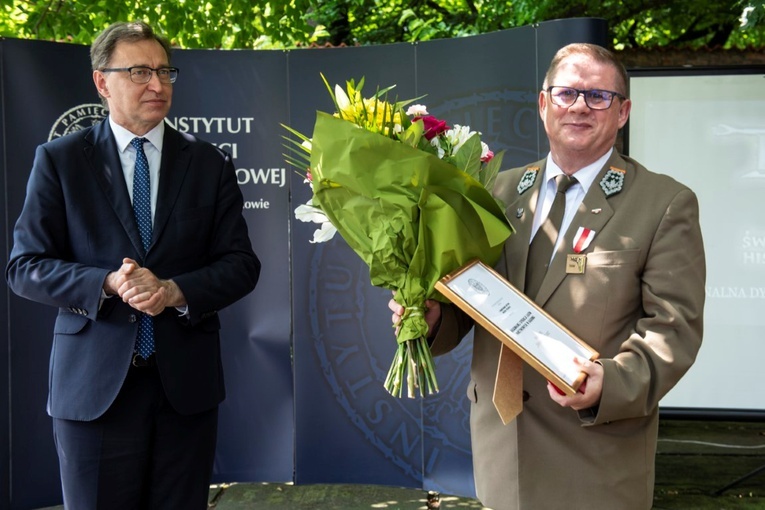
top-left (48, 103), bottom-right (107, 142)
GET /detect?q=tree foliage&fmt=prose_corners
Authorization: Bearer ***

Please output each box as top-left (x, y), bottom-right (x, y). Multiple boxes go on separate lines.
top-left (0, 0), bottom-right (323, 49)
top-left (1, 0), bottom-right (764, 51)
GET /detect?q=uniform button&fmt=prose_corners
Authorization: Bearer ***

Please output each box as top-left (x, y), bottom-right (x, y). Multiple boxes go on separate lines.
top-left (522, 391), bottom-right (530, 402)
top-left (128, 314), bottom-right (137, 323)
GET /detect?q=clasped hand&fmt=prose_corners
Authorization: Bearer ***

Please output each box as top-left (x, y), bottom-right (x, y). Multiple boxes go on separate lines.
top-left (105, 258), bottom-right (177, 316)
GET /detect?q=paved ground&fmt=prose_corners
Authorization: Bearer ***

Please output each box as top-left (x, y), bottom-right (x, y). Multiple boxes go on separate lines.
top-left (36, 483), bottom-right (483, 510)
top-left (35, 419), bottom-right (765, 510)
top-left (210, 483), bottom-right (484, 509)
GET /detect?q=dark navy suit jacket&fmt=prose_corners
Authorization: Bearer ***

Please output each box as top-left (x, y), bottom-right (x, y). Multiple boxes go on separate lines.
top-left (6, 118), bottom-right (260, 420)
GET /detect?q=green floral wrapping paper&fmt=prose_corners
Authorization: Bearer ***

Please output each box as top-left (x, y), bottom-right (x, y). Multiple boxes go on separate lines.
top-left (309, 111), bottom-right (514, 396)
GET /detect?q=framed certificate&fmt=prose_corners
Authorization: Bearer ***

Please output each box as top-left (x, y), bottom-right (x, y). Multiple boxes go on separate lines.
top-left (435, 259), bottom-right (598, 396)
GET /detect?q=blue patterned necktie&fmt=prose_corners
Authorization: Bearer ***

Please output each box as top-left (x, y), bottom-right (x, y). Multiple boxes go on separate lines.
top-left (131, 137), bottom-right (154, 359)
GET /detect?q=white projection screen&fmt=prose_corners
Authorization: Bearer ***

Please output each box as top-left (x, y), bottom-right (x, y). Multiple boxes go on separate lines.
top-left (628, 68), bottom-right (765, 417)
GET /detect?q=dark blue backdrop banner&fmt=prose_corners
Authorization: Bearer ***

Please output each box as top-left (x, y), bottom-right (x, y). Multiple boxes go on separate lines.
top-left (0, 34), bottom-right (9, 509)
top-left (168, 48), bottom-right (295, 485)
top-left (0, 18), bottom-right (606, 509)
top-left (3, 39), bottom-right (105, 510)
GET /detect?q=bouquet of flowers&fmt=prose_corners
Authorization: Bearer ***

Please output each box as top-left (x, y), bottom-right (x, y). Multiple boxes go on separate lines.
top-left (285, 76), bottom-right (513, 398)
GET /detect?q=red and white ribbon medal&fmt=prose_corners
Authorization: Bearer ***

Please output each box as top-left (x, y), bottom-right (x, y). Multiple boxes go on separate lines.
top-left (573, 227), bottom-right (595, 253)
top-left (566, 227), bottom-right (595, 274)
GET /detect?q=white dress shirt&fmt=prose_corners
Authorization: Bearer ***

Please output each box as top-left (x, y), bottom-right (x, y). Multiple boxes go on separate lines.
top-left (531, 148), bottom-right (613, 259)
top-left (109, 117), bottom-right (164, 221)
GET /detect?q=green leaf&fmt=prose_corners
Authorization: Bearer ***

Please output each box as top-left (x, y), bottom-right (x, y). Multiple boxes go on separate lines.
top-left (482, 149), bottom-right (505, 192)
top-left (400, 119), bottom-right (424, 148)
top-left (453, 133), bottom-right (481, 177)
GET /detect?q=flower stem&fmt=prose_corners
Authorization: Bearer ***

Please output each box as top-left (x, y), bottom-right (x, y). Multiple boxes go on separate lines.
top-left (383, 337), bottom-right (439, 398)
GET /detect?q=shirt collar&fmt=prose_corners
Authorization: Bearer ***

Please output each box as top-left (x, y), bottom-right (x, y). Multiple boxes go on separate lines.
top-left (109, 117), bottom-right (165, 153)
top-left (544, 147), bottom-right (614, 194)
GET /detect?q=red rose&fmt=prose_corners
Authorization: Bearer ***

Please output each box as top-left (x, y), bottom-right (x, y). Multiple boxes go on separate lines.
top-left (414, 115), bottom-right (450, 141)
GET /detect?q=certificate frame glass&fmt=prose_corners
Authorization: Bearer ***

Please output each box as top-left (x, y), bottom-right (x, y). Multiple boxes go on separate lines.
top-left (435, 259), bottom-right (598, 396)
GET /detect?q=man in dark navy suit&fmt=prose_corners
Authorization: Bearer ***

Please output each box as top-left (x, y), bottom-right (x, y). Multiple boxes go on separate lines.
top-left (6, 21), bottom-right (260, 509)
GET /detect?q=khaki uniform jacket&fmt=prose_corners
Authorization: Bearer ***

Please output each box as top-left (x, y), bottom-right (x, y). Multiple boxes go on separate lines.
top-left (431, 152), bottom-right (705, 510)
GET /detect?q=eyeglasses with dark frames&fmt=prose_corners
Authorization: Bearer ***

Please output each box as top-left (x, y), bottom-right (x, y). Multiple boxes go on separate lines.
top-left (100, 66), bottom-right (179, 84)
top-left (546, 86), bottom-right (625, 110)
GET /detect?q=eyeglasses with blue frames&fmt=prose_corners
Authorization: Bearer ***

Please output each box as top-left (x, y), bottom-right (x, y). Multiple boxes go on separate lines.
top-left (546, 86), bottom-right (625, 110)
top-left (99, 66), bottom-right (179, 84)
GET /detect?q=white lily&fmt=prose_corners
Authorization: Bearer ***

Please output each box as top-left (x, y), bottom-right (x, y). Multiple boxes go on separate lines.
top-left (310, 221), bottom-right (338, 243)
top-left (334, 84), bottom-right (351, 112)
top-left (447, 124), bottom-right (475, 155)
top-left (295, 200), bottom-right (337, 243)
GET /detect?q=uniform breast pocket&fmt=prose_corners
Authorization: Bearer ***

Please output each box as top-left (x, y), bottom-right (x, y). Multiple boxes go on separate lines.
top-left (585, 249), bottom-right (642, 269)
top-left (581, 248), bottom-right (643, 292)
top-left (564, 249), bottom-right (644, 340)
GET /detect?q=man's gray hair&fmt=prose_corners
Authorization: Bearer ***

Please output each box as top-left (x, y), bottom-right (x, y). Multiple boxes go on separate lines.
top-left (90, 21), bottom-right (172, 71)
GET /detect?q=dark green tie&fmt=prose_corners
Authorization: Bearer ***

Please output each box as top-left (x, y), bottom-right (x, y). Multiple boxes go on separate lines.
top-left (525, 174), bottom-right (577, 300)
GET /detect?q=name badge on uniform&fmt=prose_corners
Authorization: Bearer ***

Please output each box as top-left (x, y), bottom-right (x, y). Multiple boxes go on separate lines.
top-left (566, 254), bottom-right (587, 274)
top-left (566, 227), bottom-right (596, 274)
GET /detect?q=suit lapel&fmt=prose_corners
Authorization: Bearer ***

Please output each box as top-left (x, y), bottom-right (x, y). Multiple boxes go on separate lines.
top-left (503, 162), bottom-right (545, 289)
top-left (151, 126), bottom-right (191, 249)
top-left (85, 119), bottom-right (146, 256)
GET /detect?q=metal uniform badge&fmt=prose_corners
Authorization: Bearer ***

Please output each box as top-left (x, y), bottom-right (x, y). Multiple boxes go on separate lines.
top-left (517, 166), bottom-right (539, 195)
top-left (600, 166), bottom-right (626, 197)
top-left (566, 254), bottom-right (587, 274)
top-left (566, 227), bottom-right (596, 274)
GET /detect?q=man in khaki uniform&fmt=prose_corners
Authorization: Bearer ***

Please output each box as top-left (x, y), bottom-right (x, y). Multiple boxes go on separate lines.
top-left (390, 43), bottom-right (705, 510)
